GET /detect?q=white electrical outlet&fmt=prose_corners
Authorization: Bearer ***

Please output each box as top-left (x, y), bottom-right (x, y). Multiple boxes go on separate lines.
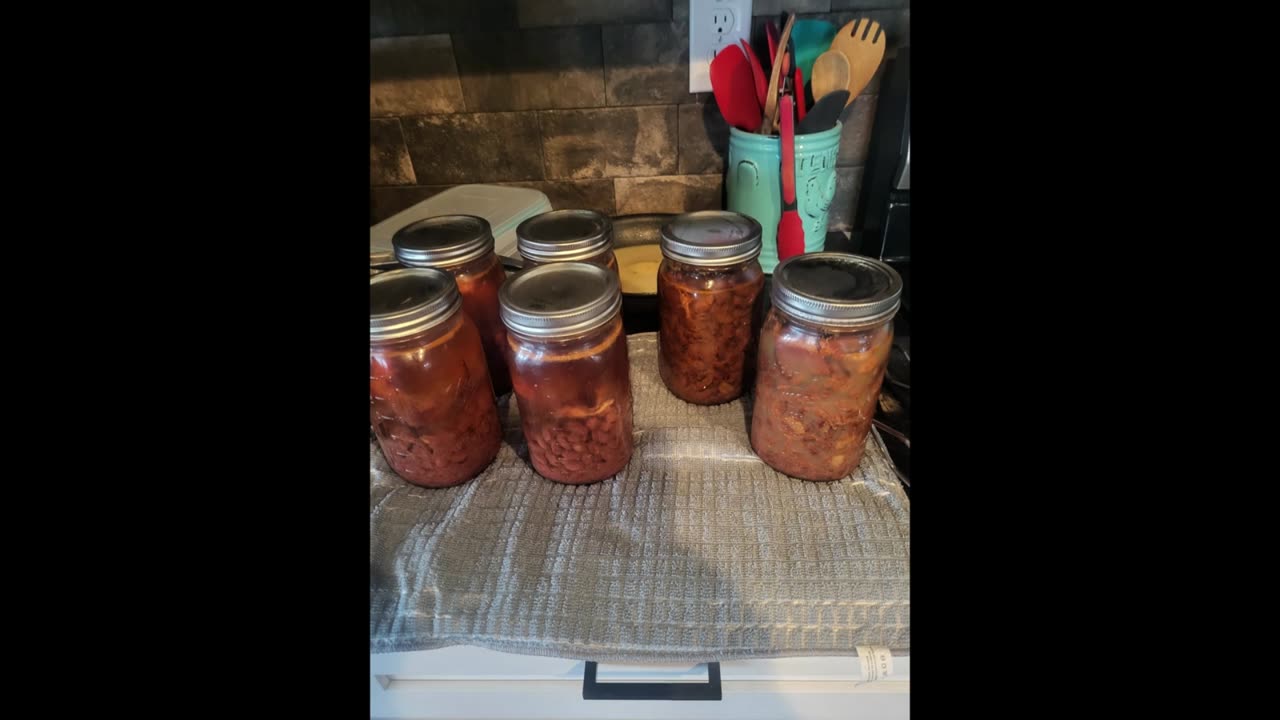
top-left (688, 0), bottom-right (753, 93)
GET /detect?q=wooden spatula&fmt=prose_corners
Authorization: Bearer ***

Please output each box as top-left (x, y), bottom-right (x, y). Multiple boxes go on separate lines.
top-left (829, 18), bottom-right (887, 106)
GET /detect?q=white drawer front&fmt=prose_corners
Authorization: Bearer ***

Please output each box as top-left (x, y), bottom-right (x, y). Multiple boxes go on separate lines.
top-left (372, 647), bottom-right (908, 720)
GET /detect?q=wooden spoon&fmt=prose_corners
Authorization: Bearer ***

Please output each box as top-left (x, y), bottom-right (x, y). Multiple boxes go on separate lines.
top-left (758, 13), bottom-right (796, 134)
top-left (829, 17), bottom-right (887, 106)
top-left (811, 51), bottom-right (851, 102)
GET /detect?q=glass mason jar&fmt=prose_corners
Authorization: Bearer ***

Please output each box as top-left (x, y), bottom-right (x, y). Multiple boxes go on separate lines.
top-left (657, 211), bottom-right (766, 405)
top-left (751, 253), bottom-right (902, 481)
top-left (392, 215), bottom-right (512, 396)
top-left (516, 209), bottom-right (619, 276)
top-left (370, 269), bottom-right (502, 488)
top-left (499, 262), bottom-right (634, 484)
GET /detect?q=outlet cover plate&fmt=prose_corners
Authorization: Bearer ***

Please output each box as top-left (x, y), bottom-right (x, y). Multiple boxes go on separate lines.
top-left (688, 0), bottom-right (753, 93)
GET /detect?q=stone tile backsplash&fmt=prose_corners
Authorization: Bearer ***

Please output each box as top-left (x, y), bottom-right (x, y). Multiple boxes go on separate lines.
top-left (370, 0), bottom-right (909, 229)
top-left (452, 27), bottom-right (605, 111)
top-left (540, 107), bottom-right (679, 179)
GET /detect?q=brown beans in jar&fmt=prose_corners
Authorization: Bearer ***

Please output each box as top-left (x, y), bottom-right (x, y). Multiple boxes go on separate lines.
top-left (749, 253), bottom-right (902, 481)
top-left (509, 316), bottom-right (633, 483)
top-left (751, 310), bottom-right (892, 480)
top-left (657, 258), bottom-right (764, 403)
top-left (500, 262), bottom-right (634, 484)
top-left (516, 209), bottom-right (619, 281)
top-left (445, 251), bottom-right (511, 395)
top-left (371, 269), bottom-right (501, 487)
top-left (656, 211), bottom-right (766, 404)
top-left (393, 215), bottom-right (512, 396)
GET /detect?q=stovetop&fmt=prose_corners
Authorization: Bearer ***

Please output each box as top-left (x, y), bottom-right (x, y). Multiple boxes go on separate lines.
top-left (875, 262), bottom-right (910, 493)
top-left (876, 329), bottom-right (910, 493)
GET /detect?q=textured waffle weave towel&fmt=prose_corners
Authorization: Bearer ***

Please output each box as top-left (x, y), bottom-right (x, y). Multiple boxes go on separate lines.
top-left (371, 333), bottom-right (910, 661)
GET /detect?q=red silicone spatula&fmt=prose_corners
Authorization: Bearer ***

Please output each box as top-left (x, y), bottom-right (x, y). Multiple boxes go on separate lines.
top-left (710, 44), bottom-right (762, 132)
top-left (740, 39), bottom-right (767, 109)
top-left (776, 92), bottom-right (805, 261)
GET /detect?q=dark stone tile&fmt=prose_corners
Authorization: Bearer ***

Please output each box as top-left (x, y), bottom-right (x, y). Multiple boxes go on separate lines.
top-left (452, 26), bottom-right (605, 111)
top-left (540, 106), bottom-right (678, 179)
top-left (370, 0), bottom-right (440, 37)
top-left (446, 0), bottom-right (521, 32)
top-left (371, 186), bottom-right (448, 224)
top-left (830, 0), bottom-right (910, 10)
top-left (614, 174), bottom-right (723, 214)
top-left (604, 21), bottom-right (698, 106)
top-left (678, 102), bottom-right (730, 175)
top-left (753, 0), bottom-right (831, 15)
top-left (827, 166), bottom-right (864, 231)
top-left (500, 180), bottom-right (615, 216)
top-left (517, 0), bottom-right (670, 27)
top-left (371, 0), bottom-right (519, 37)
top-left (401, 113), bottom-right (544, 184)
top-left (371, 119), bottom-right (416, 186)
top-left (370, 35), bottom-right (465, 116)
top-left (836, 93), bottom-right (877, 166)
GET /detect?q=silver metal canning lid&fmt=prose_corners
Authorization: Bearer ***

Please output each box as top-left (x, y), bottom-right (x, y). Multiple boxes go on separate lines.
top-left (516, 209), bottom-right (613, 263)
top-left (660, 210), bottom-right (762, 266)
top-left (392, 215), bottom-right (494, 268)
top-left (499, 262), bottom-right (621, 338)
top-left (370, 268), bottom-right (462, 341)
top-left (771, 253), bottom-right (902, 328)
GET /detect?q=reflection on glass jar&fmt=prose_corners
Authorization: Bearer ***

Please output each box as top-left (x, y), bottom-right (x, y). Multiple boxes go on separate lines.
top-left (657, 211), bottom-right (766, 405)
top-left (751, 253), bottom-right (902, 481)
top-left (392, 215), bottom-right (512, 396)
top-left (370, 269), bottom-right (501, 487)
top-left (500, 262), bottom-right (633, 484)
top-left (516, 209), bottom-right (619, 277)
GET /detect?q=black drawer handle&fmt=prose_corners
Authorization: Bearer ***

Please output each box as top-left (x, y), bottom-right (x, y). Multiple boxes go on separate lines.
top-left (582, 661), bottom-right (722, 701)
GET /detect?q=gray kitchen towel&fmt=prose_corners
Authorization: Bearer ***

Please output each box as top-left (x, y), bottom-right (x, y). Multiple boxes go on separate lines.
top-left (371, 333), bottom-right (910, 661)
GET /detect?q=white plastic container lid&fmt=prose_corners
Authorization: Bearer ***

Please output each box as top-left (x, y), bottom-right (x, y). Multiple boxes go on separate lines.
top-left (371, 184), bottom-right (552, 260)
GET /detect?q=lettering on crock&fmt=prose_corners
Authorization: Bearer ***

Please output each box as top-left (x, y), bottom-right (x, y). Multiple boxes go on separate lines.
top-left (798, 146), bottom-right (841, 229)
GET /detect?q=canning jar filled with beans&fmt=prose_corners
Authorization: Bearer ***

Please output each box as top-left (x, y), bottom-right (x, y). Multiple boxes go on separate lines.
top-left (751, 253), bottom-right (902, 481)
top-left (370, 269), bottom-right (502, 487)
top-left (500, 262), bottom-right (633, 484)
top-left (515, 209), bottom-right (619, 276)
top-left (392, 215), bottom-right (512, 396)
top-left (657, 210), bottom-right (765, 404)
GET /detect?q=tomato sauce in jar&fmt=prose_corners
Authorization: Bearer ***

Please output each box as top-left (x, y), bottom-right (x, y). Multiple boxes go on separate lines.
top-left (370, 269), bottom-right (502, 487)
top-left (657, 211), bottom-right (765, 404)
top-left (750, 253), bottom-right (902, 481)
top-left (392, 215), bottom-right (512, 396)
top-left (500, 262), bottom-right (633, 484)
top-left (516, 209), bottom-right (619, 277)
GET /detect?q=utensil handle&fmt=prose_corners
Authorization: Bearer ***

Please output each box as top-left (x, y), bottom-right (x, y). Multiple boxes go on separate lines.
top-left (780, 96), bottom-right (796, 205)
